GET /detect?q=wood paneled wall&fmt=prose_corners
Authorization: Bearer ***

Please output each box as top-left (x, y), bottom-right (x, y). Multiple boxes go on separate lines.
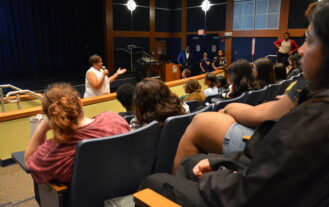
top-left (105, 0), bottom-right (303, 69)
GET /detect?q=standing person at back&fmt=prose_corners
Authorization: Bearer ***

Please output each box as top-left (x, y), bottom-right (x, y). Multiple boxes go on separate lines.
top-left (199, 52), bottom-right (212, 73)
top-left (84, 54), bottom-right (126, 98)
top-left (177, 47), bottom-right (193, 71)
top-left (212, 49), bottom-right (227, 71)
top-left (274, 32), bottom-right (299, 66)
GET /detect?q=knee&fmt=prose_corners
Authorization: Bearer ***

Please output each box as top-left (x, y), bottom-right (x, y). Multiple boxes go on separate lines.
top-left (139, 173), bottom-right (171, 192)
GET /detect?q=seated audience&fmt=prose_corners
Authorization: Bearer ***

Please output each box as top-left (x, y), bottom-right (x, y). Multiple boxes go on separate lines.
top-left (274, 63), bottom-right (287, 82)
top-left (203, 73), bottom-right (219, 97)
top-left (199, 52), bottom-right (212, 73)
top-left (253, 57), bottom-right (276, 88)
top-left (116, 83), bottom-right (135, 117)
top-left (286, 53), bottom-right (302, 79)
top-left (181, 69), bottom-right (191, 79)
top-left (25, 83), bottom-right (130, 183)
top-left (225, 59), bottom-right (260, 98)
top-left (84, 54), bottom-right (126, 98)
top-left (130, 78), bottom-right (186, 129)
top-left (183, 79), bottom-right (206, 102)
top-left (212, 49), bottom-right (227, 71)
top-left (140, 1), bottom-right (329, 205)
top-left (173, 77), bottom-right (307, 170)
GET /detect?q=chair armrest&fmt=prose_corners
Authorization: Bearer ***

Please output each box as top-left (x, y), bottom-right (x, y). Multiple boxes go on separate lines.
top-left (48, 183), bottom-right (68, 193)
top-left (242, 136), bottom-right (252, 142)
top-left (133, 188), bottom-right (181, 207)
top-left (11, 151), bottom-right (30, 173)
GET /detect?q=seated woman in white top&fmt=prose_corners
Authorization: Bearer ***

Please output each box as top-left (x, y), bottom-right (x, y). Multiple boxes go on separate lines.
top-left (84, 54), bottom-right (126, 98)
top-left (203, 73), bottom-right (219, 97)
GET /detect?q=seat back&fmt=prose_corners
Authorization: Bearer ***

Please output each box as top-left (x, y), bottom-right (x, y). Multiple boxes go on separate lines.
top-left (212, 93), bottom-right (246, 111)
top-left (185, 100), bottom-right (204, 112)
top-left (244, 87), bottom-right (268, 106)
top-left (152, 104), bottom-right (212, 174)
top-left (69, 121), bottom-right (160, 207)
top-left (264, 83), bottom-right (282, 102)
top-left (280, 78), bottom-right (294, 94)
top-left (292, 73), bottom-right (301, 81)
top-left (205, 94), bottom-right (221, 104)
top-left (123, 114), bottom-right (135, 123)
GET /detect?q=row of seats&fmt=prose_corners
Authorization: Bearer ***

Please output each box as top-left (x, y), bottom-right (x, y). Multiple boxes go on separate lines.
top-left (12, 73), bottom-right (301, 206)
top-left (186, 73), bottom-right (301, 112)
top-left (12, 104), bottom-right (213, 207)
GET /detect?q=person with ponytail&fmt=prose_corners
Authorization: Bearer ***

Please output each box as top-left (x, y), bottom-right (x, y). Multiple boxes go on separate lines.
top-left (24, 83), bottom-right (130, 183)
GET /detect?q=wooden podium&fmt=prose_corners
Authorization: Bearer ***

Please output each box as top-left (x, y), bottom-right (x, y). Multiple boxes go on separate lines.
top-left (161, 63), bottom-right (181, 82)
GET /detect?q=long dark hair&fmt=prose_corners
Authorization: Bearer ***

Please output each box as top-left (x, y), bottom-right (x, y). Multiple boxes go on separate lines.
top-left (254, 58), bottom-right (276, 87)
top-left (307, 0), bottom-right (329, 90)
top-left (133, 78), bottom-right (185, 125)
top-left (274, 63), bottom-right (287, 81)
top-left (228, 59), bottom-right (260, 97)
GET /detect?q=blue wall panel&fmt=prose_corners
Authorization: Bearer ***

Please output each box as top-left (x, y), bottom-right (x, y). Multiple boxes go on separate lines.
top-left (167, 38), bottom-right (181, 64)
top-left (232, 37), bottom-right (252, 62)
top-left (232, 37), bottom-right (277, 62)
top-left (254, 37), bottom-right (277, 60)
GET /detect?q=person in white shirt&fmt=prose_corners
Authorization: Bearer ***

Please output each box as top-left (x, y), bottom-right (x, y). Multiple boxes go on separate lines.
top-left (203, 73), bottom-right (219, 97)
top-left (84, 55), bottom-right (126, 98)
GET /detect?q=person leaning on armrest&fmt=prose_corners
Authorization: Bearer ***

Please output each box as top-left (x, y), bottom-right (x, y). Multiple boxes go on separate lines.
top-left (84, 54), bottom-right (126, 98)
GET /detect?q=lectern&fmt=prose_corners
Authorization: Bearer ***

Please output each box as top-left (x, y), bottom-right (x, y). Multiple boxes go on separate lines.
top-left (162, 63), bottom-right (181, 82)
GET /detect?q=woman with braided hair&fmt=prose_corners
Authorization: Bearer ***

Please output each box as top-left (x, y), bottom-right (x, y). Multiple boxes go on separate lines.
top-left (24, 83), bottom-right (130, 183)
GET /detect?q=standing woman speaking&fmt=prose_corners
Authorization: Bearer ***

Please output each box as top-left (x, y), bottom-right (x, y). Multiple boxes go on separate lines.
top-left (273, 32), bottom-right (299, 66)
top-left (84, 54), bottom-right (126, 98)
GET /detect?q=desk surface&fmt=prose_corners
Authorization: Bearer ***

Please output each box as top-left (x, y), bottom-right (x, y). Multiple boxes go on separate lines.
top-left (12, 151), bottom-right (30, 173)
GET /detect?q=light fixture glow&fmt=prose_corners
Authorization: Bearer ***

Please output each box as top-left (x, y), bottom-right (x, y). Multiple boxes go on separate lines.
top-left (201, 0), bottom-right (211, 12)
top-left (127, 0), bottom-right (137, 11)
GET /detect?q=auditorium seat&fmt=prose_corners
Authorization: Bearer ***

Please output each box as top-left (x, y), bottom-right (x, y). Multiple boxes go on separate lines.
top-left (279, 78), bottom-right (294, 94)
top-left (205, 94), bottom-right (221, 104)
top-left (244, 86), bottom-right (268, 106)
top-left (264, 83), bottom-right (282, 102)
top-left (152, 104), bottom-right (212, 174)
top-left (185, 100), bottom-right (204, 112)
top-left (12, 121), bottom-right (160, 207)
top-left (122, 114), bottom-right (135, 123)
top-left (212, 93), bottom-right (247, 111)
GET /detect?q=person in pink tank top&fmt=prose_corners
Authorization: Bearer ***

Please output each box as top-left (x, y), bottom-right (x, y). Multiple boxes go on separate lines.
top-left (25, 83), bottom-right (130, 183)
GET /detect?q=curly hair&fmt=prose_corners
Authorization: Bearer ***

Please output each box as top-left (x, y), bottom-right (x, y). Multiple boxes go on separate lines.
top-left (133, 78), bottom-right (185, 125)
top-left (184, 79), bottom-right (201, 94)
top-left (42, 83), bottom-right (83, 143)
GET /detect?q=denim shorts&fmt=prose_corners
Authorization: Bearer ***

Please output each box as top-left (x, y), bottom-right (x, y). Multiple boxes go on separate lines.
top-left (223, 123), bottom-right (255, 157)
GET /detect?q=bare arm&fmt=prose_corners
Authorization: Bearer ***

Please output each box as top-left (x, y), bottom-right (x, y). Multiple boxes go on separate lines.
top-left (24, 117), bottom-right (51, 163)
top-left (86, 69), bottom-right (108, 90)
top-left (108, 67), bottom-right (127, 84)
top-left (224, 95), bottom-right (295, 128)
top-left (200, 62), bottom-right (206, 73)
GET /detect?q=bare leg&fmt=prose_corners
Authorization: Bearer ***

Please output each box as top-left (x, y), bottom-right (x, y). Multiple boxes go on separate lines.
top-left (173, 112), bottom-right (236, 174)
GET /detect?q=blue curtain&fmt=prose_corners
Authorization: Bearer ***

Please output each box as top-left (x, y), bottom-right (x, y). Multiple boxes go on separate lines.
top-left (0, 0), bottom-right (104, 81)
